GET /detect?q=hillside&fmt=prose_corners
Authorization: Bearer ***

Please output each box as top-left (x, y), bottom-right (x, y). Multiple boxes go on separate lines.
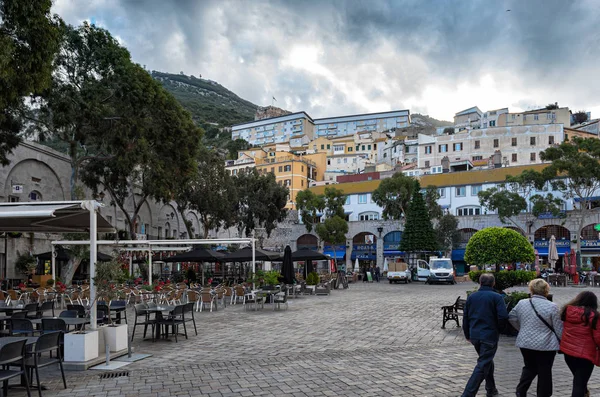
top-left (151, 71), bottom-right (258, 147)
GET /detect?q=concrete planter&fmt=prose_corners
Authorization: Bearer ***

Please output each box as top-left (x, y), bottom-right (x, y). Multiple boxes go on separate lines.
top-left (102, 324), bottom-right (128, 352)
top-left (64, 330), bottom-right (99, 362)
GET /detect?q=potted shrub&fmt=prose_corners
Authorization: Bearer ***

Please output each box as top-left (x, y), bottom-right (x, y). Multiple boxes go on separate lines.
top-left (93, 259), bottom-right (128, 352)
top-left (15, 251), bottom-right (37, 277)
top-left (262, 271), bottom-right (280, 290)
top-left (306, 272), bottom-right (320, 286)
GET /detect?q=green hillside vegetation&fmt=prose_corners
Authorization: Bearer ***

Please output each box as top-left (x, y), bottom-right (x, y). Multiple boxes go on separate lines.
top-left (151, 71), bottom-right (258, 148)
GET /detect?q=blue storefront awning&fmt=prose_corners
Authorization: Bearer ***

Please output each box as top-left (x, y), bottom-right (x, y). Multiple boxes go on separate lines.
top-left (536, 246), bottom-right (570, 256)
top-left (384, 250), bottom-right (405, 257)
top-left (323, 250), bottom-right (345, 259)
top-left (452, 249), bottom-right (465, 262)
top-left (351, 251), bottom-right (377, 261)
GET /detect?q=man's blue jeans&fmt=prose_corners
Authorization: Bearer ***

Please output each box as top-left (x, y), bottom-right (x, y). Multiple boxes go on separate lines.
top-left (462, 339), bottom-right (498, 397)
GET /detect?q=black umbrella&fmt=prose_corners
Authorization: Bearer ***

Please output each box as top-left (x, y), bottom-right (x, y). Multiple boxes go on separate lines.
top-left (222, 247), bottom-right (281, 262)
top-left (281, 245), bottom-right (295, 284)
top-left (292, 249), bottom-right (328, 261)
top-left (162, 249), bottom-right (224, 263)
top-left (36, 248), bottom-right (112, 262)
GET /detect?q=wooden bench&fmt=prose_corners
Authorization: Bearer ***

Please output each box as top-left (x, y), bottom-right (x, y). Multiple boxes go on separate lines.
top-left (441, 296), bottom-right (466, 329)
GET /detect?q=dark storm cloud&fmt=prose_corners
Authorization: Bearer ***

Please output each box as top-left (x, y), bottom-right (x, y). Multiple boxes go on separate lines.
top-left (53, 0), bottom-right (600, 119)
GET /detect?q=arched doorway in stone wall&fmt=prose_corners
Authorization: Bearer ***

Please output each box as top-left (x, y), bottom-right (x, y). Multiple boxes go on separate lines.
top-left (351, 232), bottom-right (377, 265)
top-left (534, 225), bottom-right (571, 270)
top-left (580, 224), bottom-right (600, 270)
top-left (383, 231), bottom-right (402, 258)
top-left (297, 234), bottom-right (318, 250)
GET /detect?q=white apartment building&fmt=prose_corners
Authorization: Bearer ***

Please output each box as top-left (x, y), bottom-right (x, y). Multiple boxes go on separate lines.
top-left (313, 110), bottom-right (410, 139)
top-left (417, 124), bottom-right (564, 172)
top-left (231, 112), bottom-right (314, 146)
top-left (481, 108), bottom-right (508, 128)
top-left (324, 154), bottom-right (370, 182)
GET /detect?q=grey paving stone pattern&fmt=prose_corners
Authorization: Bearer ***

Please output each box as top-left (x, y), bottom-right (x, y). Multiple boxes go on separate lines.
top-left (15, 282), bottom-right (600, 396)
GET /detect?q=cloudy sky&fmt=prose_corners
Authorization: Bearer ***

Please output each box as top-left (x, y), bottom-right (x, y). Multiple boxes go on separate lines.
top-left (53, 0), bottom-right (600, 121)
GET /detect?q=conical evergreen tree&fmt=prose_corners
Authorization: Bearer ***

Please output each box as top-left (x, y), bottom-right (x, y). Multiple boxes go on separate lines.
top-left (399, 180), bottom-right (438, 252)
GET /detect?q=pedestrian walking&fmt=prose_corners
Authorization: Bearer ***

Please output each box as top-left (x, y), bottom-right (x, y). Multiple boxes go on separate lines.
top-left (560, 291), bottom-right (600, 397)
top-left (362, 266), bottom-right (368, 283)
top-left (375, 266), bottom-right (381, 282)
top-left (509, 279), bottom-right (562, 397)
top-left (461, 273), bottom-right (508, 397)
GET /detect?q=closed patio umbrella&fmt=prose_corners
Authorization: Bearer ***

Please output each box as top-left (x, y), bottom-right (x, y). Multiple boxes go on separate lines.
top-left (222, 247), bottom-right (281, 262)
top-left (281, 246), bottom-right (295, 285)
top-left (354, 258), bottom-right (360, 272)
top-left (548, 235), bottom-right (559, 271)
top-left (383, 257), bottom-right (389, 273)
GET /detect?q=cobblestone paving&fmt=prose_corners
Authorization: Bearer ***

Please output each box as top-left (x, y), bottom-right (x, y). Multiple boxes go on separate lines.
top-left (15, 282), bottom-right (600, 396)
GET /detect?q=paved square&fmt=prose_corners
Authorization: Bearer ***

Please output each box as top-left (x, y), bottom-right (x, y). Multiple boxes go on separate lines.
top-left (17, 282), bottom-right (600, 396)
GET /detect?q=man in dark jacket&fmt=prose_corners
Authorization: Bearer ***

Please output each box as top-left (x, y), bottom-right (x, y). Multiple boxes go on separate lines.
top-left (462, 273), bottom-right (508, 397)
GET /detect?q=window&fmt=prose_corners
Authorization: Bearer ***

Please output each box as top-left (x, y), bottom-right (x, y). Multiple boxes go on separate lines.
top-left (301, 180), bottom-right (304, 187)
top-left (471, 185), bottom-right (482, 196)
top-left (549, 136), bottom-right (554, 145)
top-left (301, 166), bottom-right (304, 172)
top-left (472, 155), bottom-right (483, 161)
top-left (343, 158), bottom-right (347, 164)
top-left (425, 160), bottom-right (430, 167)
top-left (512, 153), bottom-right (518, 162)
top-left (337, 158), bottom-right (341, 164)
top-left (333, 145), bottom-right (344, 151)
top-left (356, 145), bottom-right (359, 151)
top-left (270, 167), bottom-right (274, 173)
top-left (438, 188), bottom-right (446, 198)
top-left (321, 144), bottom-right (324, 150)
top-left (348, 147), bottom-right (353, 152)
top-left (489, 120), bottom-right (496, 127)
top-left (425, 145), bottom-right (432, 154)
top-left (512, 137), bottom-right (517, 146)
top-left (327, 144), bottom-right (330, 149)
top-left (361, 145), bottom-right (365, 151)
top-left (327, 159), bottom-right (331, 165)
top-left (455, 187), bottom-right (466, 197)
top-left (493, 139), bottom-right (499, 148)
top-left (374, 144), bottom-right (377, 149)
top-left (511, 114), bottom-right (516, 120)
top-left (523, 114), bottom-right (527, 121)
top-left (530, 152), bottom-right (536, 161)
top-left (383, 153), bottom-right (387, 158)
top-left (534, 114), bottom-right (539, 121)
top-left (359, 212), bottom-right (379, 221)
top-left (474, 140), bottom-right (480, 149)
top-left (278, 166), bottom-right (283, 172)
top-left (431, 166), bottom-right (442, 174)
top-left (358, 194), bottom-right (367, 204)
top-left (530, 137), bottom-right (536, 145)
top-left (453, 142), bottom-right (463, 151)
top-left (367, 145), bottom-right (371, 150)
top-left (456, 207), bottom-right (482, 216)
top-left (284, 179), bottom-right (291, 187)
top-left (345, 196), bottom-right (350, 205)
top-left (29, 191), bottom-right (41, 201)
top-left (439, 144), bottom-right (448, 153)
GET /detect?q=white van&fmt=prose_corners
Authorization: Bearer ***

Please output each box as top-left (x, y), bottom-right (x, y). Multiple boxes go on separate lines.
top-left (425, 257), bottom-right (456, 285)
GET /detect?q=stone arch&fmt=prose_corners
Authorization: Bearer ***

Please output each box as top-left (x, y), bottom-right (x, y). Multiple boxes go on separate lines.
top-left (297, 234), bottom-right (318, 250)
top-left (458, 228), bottom-right (478, 244)
top-left (4, 159), bottom-right (66, 200)
top-left (159, 204), bottom-right (180, 238)
top-left (353, 231), bottom-right (377, 245)
top-left (185, 211), bottom-right (200, 238)
top-left (504, 226), bottom-right (525, 236)
top-left (534, 225), bottom-right (570, 241)
top-left (383, 231), bottom-right (402, 249)
top-left (581, 224), bottom-right (599, 241)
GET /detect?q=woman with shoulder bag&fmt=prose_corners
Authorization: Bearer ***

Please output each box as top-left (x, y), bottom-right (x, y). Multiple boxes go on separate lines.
top-left (560, 291), bottom-right (600, 397)
top-left (509, 279), bottom-right (563, 397)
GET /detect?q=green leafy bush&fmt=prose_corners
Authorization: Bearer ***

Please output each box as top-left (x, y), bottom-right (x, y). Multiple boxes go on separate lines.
top-left (15, 252), bottom-right (37, 275)
top-left (263, 271), bottom-right (281, 286)
top-left (468, 270), bottom-right (536, 291)
top-left (465, 227), bottom-right (535, 269)
top-left (306, 272), bottom-right (320, 286)
top-left (504, 291), bottom-right (530, 312)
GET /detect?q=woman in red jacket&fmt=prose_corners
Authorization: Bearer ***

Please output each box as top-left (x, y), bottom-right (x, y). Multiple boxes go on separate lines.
top-left (560, 291), bottom-right (600, 397)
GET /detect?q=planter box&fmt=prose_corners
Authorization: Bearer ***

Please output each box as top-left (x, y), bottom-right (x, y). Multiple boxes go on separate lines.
top-left (102, 324), bottom-right (128, 352)
top-left (64, 330), bottom-right (99, 362)
top-left (32, 275), bottom-right (52, 287)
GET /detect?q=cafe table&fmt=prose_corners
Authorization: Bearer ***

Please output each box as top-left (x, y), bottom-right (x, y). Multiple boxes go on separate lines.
top-left (144, 305), bottom-right (177, 341)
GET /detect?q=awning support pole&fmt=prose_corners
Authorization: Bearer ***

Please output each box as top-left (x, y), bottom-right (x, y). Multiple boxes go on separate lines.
top-left (88, 201), bottom-right (98, 330)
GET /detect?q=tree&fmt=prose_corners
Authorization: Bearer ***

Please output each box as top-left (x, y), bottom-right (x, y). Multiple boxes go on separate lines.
top-left (478, 169), bottom-right (554, 232)
top-left (175, 147), bottom-right (237, 238)
top-left (82, 64), bottom-right (202, 239)
top-left (436, 214), bottom-right (460, 255)
top-left (322, 187), bottom-right (346, 218)
top-left (226, 138), bottom-right (250, 160)
top-left (27, 22), bottom-right (135, 199)
top-left (464, 227), bottom-right (534, 271)
top-left (546, 103), bottom-right (559, 110)
top-left (315, 216), bottom-right (348, 263)
top-left (295, 190), bottom-right (324, 233)
top-left (233, 169), bottom-right (288, 237)
top-left (372, 172), bottom-right (415, 221)
top-left (0, 0), bottom-right (62, 165)
top-left (399, 181), bottom-right (437, 252)
top-left (573, 110), bottom-right (589, 125)
top-left (541, 137), bottom-right (600, 256)
top-left (443, 127), bottom-right (455, 135)
top-left (423, 185), bottom-right (443, 220)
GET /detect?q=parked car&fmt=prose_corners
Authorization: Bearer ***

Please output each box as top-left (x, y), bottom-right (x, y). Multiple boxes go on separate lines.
top-left (387, 261), bottom-right (411, 284)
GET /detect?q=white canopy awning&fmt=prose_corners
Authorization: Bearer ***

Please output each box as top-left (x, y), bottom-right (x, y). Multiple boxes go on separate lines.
top-left (0, 201), bottom-right (114, 233)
